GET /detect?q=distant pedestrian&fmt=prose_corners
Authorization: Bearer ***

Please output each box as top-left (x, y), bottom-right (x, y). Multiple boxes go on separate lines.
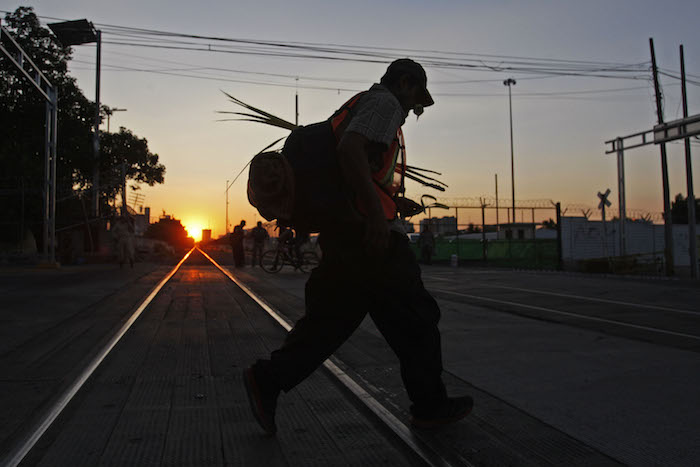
top-left (293, 231), bottom-right (309, 266)
top-left (112, 214), bottom-right (135, 268)
top-left (419, 224), bottom-right (435, 265)
top-left (251, 221), bottom-right (269, 267)
top-left (229, 220), bottom-right (246, 267)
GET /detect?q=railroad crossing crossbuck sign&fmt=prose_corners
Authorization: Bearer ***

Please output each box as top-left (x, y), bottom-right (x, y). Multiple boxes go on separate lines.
top-left (598, 189), bottom-right (612, 258)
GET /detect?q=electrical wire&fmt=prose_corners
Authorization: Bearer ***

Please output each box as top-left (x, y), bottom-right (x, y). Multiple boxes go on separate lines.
top-left (0, 8), bottom-right (679, 80)
top-left (6, 9), bottom-right (695, 95)
top-left (94, 40), bottom-right (652, 82)
top-left (71, 59), bottom-right (664, 99)
top-left (68, 19), bottom-right (654, 79)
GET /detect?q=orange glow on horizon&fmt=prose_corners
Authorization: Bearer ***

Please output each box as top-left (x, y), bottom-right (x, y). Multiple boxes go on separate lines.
top-left (183, 220), bottom-right (205, 242)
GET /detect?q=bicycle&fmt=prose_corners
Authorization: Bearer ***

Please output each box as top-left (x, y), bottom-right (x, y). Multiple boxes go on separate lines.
top-left (260, 245), bottom-right (320, 273)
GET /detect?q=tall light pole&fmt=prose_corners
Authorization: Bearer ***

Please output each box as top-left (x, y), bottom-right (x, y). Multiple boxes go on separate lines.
top-left (105, 107), bottom-right (127, 132)
top-left (48, 19), bottom-right (101, 217)
top-left (680, 45), bottom-right (698, 279)
top-left (225, 179), bottom-right (230, 236)
top-left (105, 106), bottom-right (128, 215)
top-left (504, 78), bottom-right (516, 223)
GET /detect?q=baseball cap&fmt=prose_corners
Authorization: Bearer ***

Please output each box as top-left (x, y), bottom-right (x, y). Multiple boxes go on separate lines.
top-left (383, 58), bottom-right (434, 107)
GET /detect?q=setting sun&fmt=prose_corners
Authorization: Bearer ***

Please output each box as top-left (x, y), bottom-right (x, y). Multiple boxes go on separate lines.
top-left (183, 221), bottom-right (205, 242)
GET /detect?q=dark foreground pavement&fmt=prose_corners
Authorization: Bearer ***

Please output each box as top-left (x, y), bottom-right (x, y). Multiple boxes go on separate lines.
top-left (4, 244), bottom-right (697, 466)
top-left (3, 251), bottom-right (422, 466)
top-left (205, 246), bottom-right (622, 467)
top-left (0, 261), bottom-right (168, 460)
top-left (204, 245), bottom-right (700, 467)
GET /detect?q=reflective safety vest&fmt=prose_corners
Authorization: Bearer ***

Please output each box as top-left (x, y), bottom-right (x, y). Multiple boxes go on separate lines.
top-left (330, 92), bottom-right (406, 220)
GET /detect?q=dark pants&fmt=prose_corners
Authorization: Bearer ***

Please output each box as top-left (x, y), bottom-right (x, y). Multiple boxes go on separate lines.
top-left (259, 227), bottom-right (447, 410)
top-left (252, 242), bottom-right (264, 267)
top-left (232, 241), bottom-right (245, 267)
top-left (421, 245), bottom-right (433, 265)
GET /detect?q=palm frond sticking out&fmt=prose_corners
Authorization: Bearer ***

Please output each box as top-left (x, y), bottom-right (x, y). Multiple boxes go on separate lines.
top-left (219, 92), bottom-right (448, 192)
top-left (405, 166), bottom-right (448, 190)
top-left (218, 91), bottom-right (298, 131)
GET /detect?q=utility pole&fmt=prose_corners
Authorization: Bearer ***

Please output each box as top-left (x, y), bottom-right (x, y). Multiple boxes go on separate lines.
top-left (616, 137), bottom-right (627, 256)
top-left (650, 38), bottom-right (674, 275)
top-left (504, 78), bottom-right (517, 225)
top-left (48, 19), bottom-right (102, 220)
top-left (680, 44), bottom-right (698, 279)
top-left (225, 179), bottom-right (230, 235)
top-left (295, 77), bottom-right (299, 127)
top-left (93, 29), bottom-right (102, 217)
top-left (120, 161), bottom-right (127, 215)
top-left (105, 107), bottom-right (127, 132)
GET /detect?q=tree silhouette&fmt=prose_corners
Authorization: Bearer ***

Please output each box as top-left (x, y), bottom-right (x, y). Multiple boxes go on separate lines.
top-left (671, 193), bottom-right (700, 224)
top-left (145, 216), bottom-right (193, 250)
top-left (1, 7), bottom-right (165, 246)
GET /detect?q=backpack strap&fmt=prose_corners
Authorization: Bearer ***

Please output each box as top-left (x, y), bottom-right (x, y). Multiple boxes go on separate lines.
top-left (330, 91), bottom-right (368, 138)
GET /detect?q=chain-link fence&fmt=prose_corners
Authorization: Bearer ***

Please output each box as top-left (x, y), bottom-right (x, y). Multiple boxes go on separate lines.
top-left (405, 198), bottom-right (562, 269)
top-left (404, 198), bottom-right (697, 276)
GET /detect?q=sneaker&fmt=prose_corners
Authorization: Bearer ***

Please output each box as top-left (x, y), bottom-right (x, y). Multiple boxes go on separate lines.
top-left (410, 396), bottom-right (474, 429)
top-left (244, 364), bottom-right (280, 435)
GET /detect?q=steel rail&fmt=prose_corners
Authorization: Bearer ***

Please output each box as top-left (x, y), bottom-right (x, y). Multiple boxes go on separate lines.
top-left (429, 287), bottom-right (700, 342)
top-left (481, 284), bottom-right (700, 316)
top-left (2, 249), bottom-right (194, 467)
top-left (198, 247), bottom-right (467, 467)
top-left (421, 275), bottom-right (699, 316)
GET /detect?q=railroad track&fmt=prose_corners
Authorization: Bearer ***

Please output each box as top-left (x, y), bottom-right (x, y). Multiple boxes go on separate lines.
top-left (421, 273), bottom-right (700, 349)
top-left (3, 248), bottom-right (466, 467)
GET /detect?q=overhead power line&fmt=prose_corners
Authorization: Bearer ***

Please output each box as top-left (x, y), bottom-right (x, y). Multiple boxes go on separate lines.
top-left (99, 38), bottom-right (649, 74)
top-left (0, 8), bottom-right (654, 70)
top-left (3, 10), bottom-right (652, 80)
top-left (95, 22), bottom-right (648, 67)
top-left (70, 58), bottom-right (665, 99)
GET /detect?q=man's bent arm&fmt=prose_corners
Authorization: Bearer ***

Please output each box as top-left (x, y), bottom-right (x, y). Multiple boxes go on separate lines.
top-left (337, 132), bottom-right (390, 252)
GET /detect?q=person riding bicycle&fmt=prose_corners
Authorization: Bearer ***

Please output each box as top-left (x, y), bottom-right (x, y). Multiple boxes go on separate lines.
top-left (251, 221), bottom-right (269, 267)
top-left (278, 227), bottom-right (307, 269)
top-left (293, 231), bottom-right (309, 265)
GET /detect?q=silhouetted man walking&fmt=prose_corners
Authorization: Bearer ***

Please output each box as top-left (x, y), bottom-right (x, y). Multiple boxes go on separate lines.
top-left (419, 224), bottom-right (435, 265)
top-left (230, 220), bottom-right (246, 267)
top-left (245, 59), bottom-right (472, 434)
top-left (250, 221), bottom-right (268, 267)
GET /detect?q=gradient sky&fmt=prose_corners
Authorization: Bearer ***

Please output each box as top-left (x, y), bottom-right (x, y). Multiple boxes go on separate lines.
top-left (4, 1), bottom-right (700, 239)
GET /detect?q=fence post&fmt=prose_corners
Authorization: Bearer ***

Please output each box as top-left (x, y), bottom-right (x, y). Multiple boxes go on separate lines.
top-left (507, 207), bottom-right (513, 264)
top-left (556, 202), bottom-right (563, 270)
top-left (481, 202), bottom-right (487, 262)
top-left (532, 207), bottom-right (537, 267)
top-left (455, 207), bottom-right (460, 258)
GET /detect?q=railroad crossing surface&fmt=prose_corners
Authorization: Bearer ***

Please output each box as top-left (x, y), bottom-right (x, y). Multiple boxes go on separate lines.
top-left (1, 247), bottom-right (698, 466)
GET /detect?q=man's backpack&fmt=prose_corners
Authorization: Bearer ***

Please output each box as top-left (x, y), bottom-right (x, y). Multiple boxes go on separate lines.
top-left (247, 120), bottom-right (356, 234)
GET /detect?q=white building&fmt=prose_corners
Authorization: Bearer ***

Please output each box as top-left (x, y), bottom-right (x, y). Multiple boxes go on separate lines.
top-left (560, 216), bottom-right (700, 268)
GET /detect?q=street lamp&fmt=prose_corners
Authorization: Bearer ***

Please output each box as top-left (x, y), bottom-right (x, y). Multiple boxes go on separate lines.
top-left (503, 78), bottom-right (516, 223)
top-left (104, 107), bottom-right (127, 132)
top-left (225, 179), bottom-right (230, 235)
top-left (48, 19), bottom-right (102, 217)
